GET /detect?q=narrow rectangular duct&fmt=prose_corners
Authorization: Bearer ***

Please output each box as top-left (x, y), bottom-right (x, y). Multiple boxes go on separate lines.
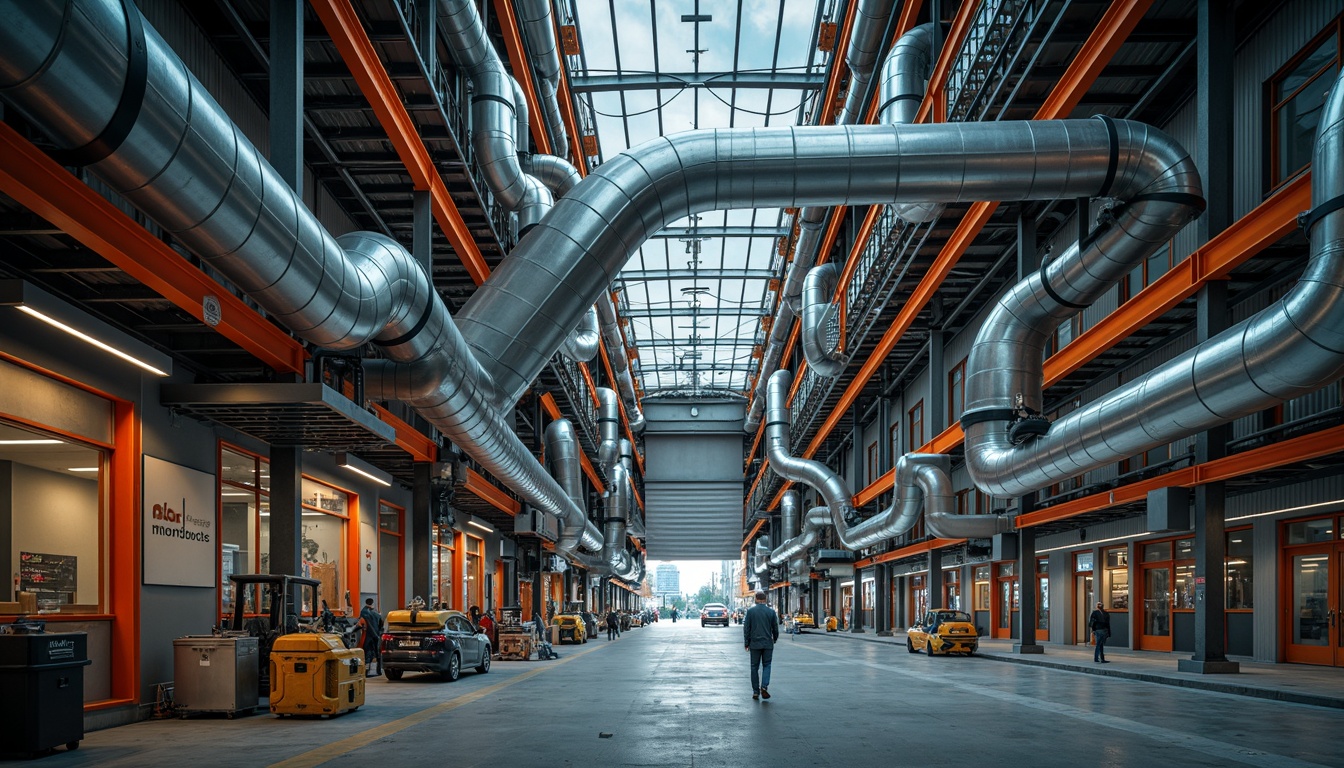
top-left (642, 399), bottom-right (746, 560)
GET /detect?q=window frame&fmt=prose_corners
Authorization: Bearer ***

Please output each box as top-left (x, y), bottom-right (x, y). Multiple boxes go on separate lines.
top-left (947, 358), bottom-right (967, 426)
top-left (908, 400), bottom-right (925, 451)
top-left (1267, 16), bottom-right (1342, 190)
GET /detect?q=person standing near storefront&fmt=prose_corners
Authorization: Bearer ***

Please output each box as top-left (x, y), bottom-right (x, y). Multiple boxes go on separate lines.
top-left (1089, 601), bottom-right (1111, 663)
top-left (359, 598), bottom-right (384, 676)
top-left (743, 590), bottom-right (779, 700)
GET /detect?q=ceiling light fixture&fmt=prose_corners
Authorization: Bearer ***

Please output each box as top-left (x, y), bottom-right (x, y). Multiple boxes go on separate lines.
top-left (1, 279), bottom-right (172, 377)
top-left (67, 467), bottom-right (100, 472)
top-left (0, 439), bottom-right (62, 445)
top-left (467, 519), bottom-right (494, 534)
top-left (334, 452), bottom-right (392, 487)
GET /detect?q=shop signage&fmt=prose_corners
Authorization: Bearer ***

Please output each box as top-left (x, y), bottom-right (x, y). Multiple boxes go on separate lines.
top-left (142, 455), bottom-right (216, 587)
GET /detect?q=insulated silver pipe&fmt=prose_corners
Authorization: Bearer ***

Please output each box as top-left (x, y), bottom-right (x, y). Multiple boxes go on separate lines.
top-left (521, 152), bottom-right (583, 197)
top-left (766, 370), bottom-right (857, 526)
top-left (0, 0), bottom-right (611, 562)
top-left (596, 294), bottom-right (647, 432)
top-left (754, 537), bottom-right (774, 575)
top-left (602, 461), bottom-right (638, 579)
top-left (965, 67), bottom-right (1344, 498)
top-left (544, 419), bottom-right (605, 555)
top-left (769, 506), bottom-right (830, 567)
top-left (829, 453), bottom-right (950, 549)
top-left (879, 23), bottom-right (943, 224)
top-left (596, 387), bottom-right (621, 478)
top-left (619, 438), bottom-right (644, 537)
top-left (800, 262), bottom-right (847, 377)
top-left (559, 305), bottom-right (601, 362)
top-left (438, 0), bottom-right (552, 231)
top-left (745, 1), bottom-right (897, 427)
top-left (515, 0), bottom-right (569, 160)
top-left (780, 489), bottom-right (799, 542)
top-left (457, 117), bottom-right (1196, 411)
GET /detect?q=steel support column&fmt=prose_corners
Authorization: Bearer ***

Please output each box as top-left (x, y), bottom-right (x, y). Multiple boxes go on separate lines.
top-left (269, 0), bottom-right (303, 195)
top-left (876, 563), bottom-right (891, 635)
top-left (850, 565), bottom-right (865, 632)
top-left (830, 576), bottom-right (841, 629)
top-left (1014, 520), bottom-right (1043, 653)
top-left (269, 446), bottom-right (302, 577)
top-left (412, 461), bottom-right (431, 605)
top-left (928, 550), bottom-right (943, 610)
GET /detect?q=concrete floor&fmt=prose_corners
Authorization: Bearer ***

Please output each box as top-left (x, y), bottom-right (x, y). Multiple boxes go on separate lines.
top-left (22, 620), bottom-right (1344, 767)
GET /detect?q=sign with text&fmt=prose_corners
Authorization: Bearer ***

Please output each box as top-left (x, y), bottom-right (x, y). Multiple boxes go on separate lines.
top-left (143, 456), bottom-right (216, 587)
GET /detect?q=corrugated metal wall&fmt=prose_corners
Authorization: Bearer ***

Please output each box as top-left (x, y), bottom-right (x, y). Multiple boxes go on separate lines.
top-left (644, 400), bottom-right (747, 559)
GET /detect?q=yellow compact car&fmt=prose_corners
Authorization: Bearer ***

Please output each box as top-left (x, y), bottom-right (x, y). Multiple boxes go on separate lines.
top-left (552, 614), bottom-right (587, 644)
top-left (906, 609), bottom-right (979, 656)
top-left (793, 612), bottom-right (816, 630)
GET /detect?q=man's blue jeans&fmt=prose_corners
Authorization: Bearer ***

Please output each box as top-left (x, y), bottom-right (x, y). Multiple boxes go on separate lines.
top-left (749, 647), bottom-right (774, 692)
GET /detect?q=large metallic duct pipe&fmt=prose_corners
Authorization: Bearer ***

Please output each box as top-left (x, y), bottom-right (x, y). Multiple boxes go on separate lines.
top-left (559, 305), bottom-right (601, 362)
top-left (596, 295), bottom-right (647, 432)
top-left (455, 123), bottom-right (1202, 420)
top-left (521, 152), bottom-right (582, 197)
top-left (754, 537), bottom-right (774, 576)
top-left (800, 263), bottom-right (846, 377)
top-left (0, 0), bottom-right (596, 564)
top-left (878, 23), bottom-right (943, 224)
top-left (544, 420), bottom-right (605, 555)
top-left (619, 438), bottom-right (645, 537)
top-left (602, 461), bottom-right (639, 580)
top-left (768, 506), bottom-right (831, 567)
top-left (744, 0), bottom-right (898, 427)
top-left (515, 0), bottom-right (569, 160)
top-left (765, 370), bottom-right (857, 527)
top-left (965, 67), bottom-right (1344, 498)
top-left (596, 387), bottom-right (621, 478)
top-left (438, 0), bottom-right (551, 231)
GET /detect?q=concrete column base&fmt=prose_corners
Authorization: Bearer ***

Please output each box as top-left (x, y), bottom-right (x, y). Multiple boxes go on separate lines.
top-left (1177, 659), bottom-right (1240, 674)
top-left (1012, 643), bottom-right (1044, 654)
top-left (876, 630), bottom-right (893, 637)
top-left (850, 628), bottom-right (866, 634)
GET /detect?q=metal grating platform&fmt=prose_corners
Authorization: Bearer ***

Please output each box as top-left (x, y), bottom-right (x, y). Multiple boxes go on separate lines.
top-left (161, 383), bottom-right (396, 450)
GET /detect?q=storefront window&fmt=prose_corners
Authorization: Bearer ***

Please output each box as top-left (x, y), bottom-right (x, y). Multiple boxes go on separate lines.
top-left (1037, 558), bottom-right (1049, 630)
top-left (220, 446), bottom-right (267, 617)
top-left (973, 566), bottom-right (990, 611)
top-left (300, 477), bottom-right (349, 615)
top-left (911, 574), bottom-right (927, 620)
top-left (1075, 551), bottom-right (1094, 572)
top-left (1143, 541), bottom-right (1172, 562)
top-left (465, 535), bottom-right (483, 610)
top-left (2, 421), bottom-right (106, 613)
top-left (1104, 546), bottom-right (1129, 609)
top-left (432, 524), bottom-right (455, 609)
top-left (1226, 529), bottom-right (1253, 610)
top-left (1287, 518), bottom-right (1335, 544)
top-left (944, 569), bottom-right (960, 610)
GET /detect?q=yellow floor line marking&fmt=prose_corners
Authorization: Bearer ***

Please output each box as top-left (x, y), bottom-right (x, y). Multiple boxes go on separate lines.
top-left (269, 642), bottom-right (606, 768)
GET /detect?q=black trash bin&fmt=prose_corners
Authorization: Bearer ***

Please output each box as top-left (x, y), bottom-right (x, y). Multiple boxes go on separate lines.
top-left (0, 631), bottom-right (90, 755)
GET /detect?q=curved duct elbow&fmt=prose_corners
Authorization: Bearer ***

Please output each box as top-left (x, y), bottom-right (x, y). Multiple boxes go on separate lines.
top-left (754, 538), bottom-right (774, 576)
top-left (801, 263), bottom-right (847, 377)
top-left (765, 370), bottom-right (856, 526)
top-left (603, 462), bottom-right (638, 579)
top-left (515, 0), bottom-right (569, 159)
top-left (560, 305), bottom-right (601, 362)
top-left (596, 387), bottom-right (621, 478)
top-left (521, 153), bottom-right (583, 198)
top-left (544, 419), bottom-right (604, 555)
top-left (879, 23), bottom-right (944, 224)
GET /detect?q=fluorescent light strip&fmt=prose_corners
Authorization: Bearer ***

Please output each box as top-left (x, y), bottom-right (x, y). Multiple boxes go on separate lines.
top-left (67, 467), bottom-right (100, 472)
top-left (19, 306), bottom-right (169, 376)
top-left (0, 439), bottom-right (61, 445)
top-left (1227, 499), bottom-right (1344, 522)
top-left (467, 520), bottom-right (494, 533)
top-left (1037, 531), bottom-right (1148, 554)
top-left (341, 463), bottom-right (392, 487)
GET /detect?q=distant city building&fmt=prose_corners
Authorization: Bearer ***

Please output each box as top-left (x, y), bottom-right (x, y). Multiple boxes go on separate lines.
top-left (655, 564), bottom-right (680, 597)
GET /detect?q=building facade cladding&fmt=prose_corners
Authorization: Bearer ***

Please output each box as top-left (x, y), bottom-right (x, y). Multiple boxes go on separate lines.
top-left (791, 3), bottom-right (1344, 667)
top-left (655, 564), bottom-right (681, 597)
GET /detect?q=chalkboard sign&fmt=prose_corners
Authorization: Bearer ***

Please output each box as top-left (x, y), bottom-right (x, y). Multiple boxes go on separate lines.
top-left (19, 551), bottom-right (77, 602)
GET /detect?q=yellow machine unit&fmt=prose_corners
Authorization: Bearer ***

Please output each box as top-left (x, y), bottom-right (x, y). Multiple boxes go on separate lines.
top-left (269, 633), bottom-right (365, 717)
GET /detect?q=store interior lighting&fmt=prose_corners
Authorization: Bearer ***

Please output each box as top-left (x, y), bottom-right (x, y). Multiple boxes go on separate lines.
top-left (0, 279), bottom-right (172, 377)
top-left (334, 452), bottom-right (392, 487)
top-left (467, 519), bottom-right (494, 533)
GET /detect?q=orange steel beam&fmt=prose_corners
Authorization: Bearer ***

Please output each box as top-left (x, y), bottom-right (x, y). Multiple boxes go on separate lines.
top-left (464, 468), bottom-right (521, 515)
top-left (309, 0), bottom-right (490, 285)
top-left (742, 518), bottom-right (766, 550)
top-left (491, 0), bottom-right (552, 155)
top-left (1016, 423), bottom-right (1344, 529)
top-left (855, 538), bottom-right (964, 569)
top-left (0, 124), bottom-right (308, 376)
top-left (549, 3), bottom-right (588, 169)
top-left (1044, 173), bottom-right (1310, 386)
top-left (371, 404), bottom-right (438, 463)
top-left (819, 5), bottom-right (858, 126)
top-left (579, 363), bottom-right (602, 408)
top-left (1035, 0), bottom-right (1156, 120)
top-left (915, 0), bottom-right (980, 123)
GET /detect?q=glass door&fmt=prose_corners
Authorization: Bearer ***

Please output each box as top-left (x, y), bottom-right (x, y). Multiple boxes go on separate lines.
top-left (1076, 573), bottom-right (1094, 646)
top-left (1139, 565), bottom-right (1173, 651)
top-left (1284, 546), bottom-right (1336, 665)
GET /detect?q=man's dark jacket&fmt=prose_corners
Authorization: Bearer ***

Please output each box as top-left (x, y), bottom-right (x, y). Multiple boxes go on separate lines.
top-left (743, 602), bottom-right (779, 649)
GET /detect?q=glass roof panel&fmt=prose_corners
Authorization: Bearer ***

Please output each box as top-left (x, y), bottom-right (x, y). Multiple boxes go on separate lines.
top-left (569, 0), bottom-right (830, 397)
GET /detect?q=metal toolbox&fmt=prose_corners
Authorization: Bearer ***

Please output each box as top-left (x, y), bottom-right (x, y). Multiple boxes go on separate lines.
top-left (172, 636), bottom-right (259, 717)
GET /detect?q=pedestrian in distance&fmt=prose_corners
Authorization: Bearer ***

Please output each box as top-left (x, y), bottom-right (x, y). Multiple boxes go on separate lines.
top-left (743, 590), bottom-right (779, 700)
top-left (358, 598), bottom-right (383, 677)
top-left (1089, 601), bottom-right (1111, 663)
top-left (606, 608), bottom-right (620, 640)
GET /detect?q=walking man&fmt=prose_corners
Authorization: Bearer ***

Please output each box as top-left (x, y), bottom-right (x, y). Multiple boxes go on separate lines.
top-left (1088, 601), bottom-right (1111, 663)
top-left (743, 590), bottom-right (779, 700)
top-left (606, 608), bottom-right (620, 641)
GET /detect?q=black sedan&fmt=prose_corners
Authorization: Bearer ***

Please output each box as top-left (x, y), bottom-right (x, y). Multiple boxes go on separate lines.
top-left (380, 609), bottom-right (491, 681)
top-left (701, 603), bottom-right (730, 627)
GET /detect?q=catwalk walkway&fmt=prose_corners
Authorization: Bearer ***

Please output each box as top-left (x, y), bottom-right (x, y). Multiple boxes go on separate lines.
top-left (34, 619), bottom-right (1344, 767)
